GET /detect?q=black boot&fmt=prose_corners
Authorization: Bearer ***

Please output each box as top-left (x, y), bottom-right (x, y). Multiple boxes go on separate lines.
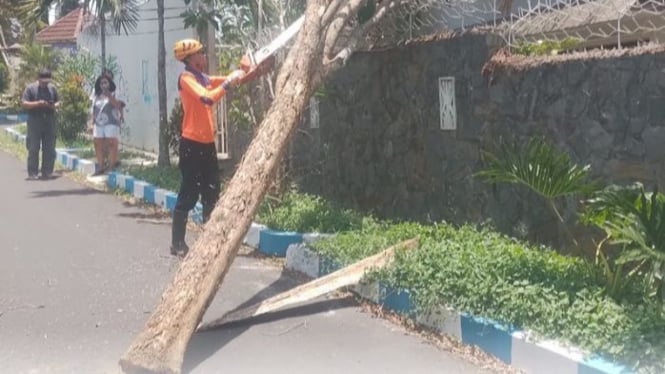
top-left (170, 209), bottom-right (190, 256)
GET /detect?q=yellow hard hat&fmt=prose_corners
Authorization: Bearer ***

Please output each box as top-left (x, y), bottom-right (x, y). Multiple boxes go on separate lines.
top-left (173, 39), bottom-right (204, 61)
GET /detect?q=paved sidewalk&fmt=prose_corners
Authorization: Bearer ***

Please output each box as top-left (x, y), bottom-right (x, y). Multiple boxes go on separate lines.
top-left (0, 149), bottom-right (501, 374)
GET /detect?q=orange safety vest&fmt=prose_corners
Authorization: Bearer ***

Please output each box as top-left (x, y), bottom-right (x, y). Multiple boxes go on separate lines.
top-left (177, 67), bottom-right (230, 144)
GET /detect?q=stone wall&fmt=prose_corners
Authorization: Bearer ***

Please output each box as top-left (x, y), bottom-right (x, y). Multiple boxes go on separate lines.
top-left (277, 33), bottom-right (665, 250)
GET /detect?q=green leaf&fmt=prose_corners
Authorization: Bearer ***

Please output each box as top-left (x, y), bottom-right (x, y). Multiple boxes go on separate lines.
top-left (476, 137), bottom-right (596, 199)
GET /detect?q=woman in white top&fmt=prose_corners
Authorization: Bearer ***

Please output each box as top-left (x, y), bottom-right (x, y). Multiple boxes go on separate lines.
top-left (91, 74), bottom-right (124, 175)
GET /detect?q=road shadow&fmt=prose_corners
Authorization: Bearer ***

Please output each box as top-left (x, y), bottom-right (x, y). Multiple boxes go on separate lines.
top-left (30, 188), bottom-right (103, 198)
top-left (182, 272), bottom-right (357, 373)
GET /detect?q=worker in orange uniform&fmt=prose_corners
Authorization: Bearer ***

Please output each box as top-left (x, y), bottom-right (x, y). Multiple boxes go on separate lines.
top-left (170, 39), bottom-right (246, 256)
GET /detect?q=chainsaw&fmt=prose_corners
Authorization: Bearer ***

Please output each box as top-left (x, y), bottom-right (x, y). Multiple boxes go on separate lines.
top-left (235, 15), bottom-right (305, 85)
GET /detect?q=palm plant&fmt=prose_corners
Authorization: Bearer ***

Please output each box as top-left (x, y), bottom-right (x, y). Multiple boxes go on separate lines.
top-left (17, 42), bottom-right (61, 84)
top-left (476, 137), bottom-right (597, 247)
top-left (582, 184), bottom-right (665, 302)
top-left (8, 43), bottom-right (60, 107)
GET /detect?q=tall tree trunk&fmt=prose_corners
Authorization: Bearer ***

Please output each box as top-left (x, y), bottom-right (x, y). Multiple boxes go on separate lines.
top-left (100, 14), bottom-right (106, 67)
top-left (118, 2), bottom-right (324, 373)
top-left (0, 24), bottom-right (10, 66)
top-left (156, 0), bottom-right (169, 166)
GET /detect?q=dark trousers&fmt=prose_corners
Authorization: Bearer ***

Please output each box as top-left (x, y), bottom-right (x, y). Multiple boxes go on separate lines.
top-left (175, 138), bottom-right (220, 222)
top-left (26, 116), bottom-right (56, 176)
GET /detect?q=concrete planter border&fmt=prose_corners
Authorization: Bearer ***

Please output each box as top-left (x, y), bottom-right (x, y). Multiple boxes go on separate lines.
top-left (280, 244), bottom-right (632, 374)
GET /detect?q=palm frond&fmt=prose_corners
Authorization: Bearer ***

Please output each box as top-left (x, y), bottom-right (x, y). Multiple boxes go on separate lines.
top-left (108, 0), bottom-right (139, 35)
top-left (17, 0), bottom-right (53, 31)
top-left (19, 42), bottom-right (60, 71)
top-left (581, 184), bottom-right (642, 229)
top-left (582, 183), bottom-right (665, 300)
top-left (584, 184), bottom-right (665, 256)
top-left (477, 137), bottom-right (596, 199)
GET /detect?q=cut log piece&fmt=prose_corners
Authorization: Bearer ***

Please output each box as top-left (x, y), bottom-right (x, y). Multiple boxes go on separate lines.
top-left (198, 238), bottom-right (419, 331)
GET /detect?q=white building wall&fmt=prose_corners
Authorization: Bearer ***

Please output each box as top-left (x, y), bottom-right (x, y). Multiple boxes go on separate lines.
top-left (78, 0), bottom-right (193, 152)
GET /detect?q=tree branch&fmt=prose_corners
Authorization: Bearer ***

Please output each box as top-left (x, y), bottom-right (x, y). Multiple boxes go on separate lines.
top-left (322, 0), bottom-right (367, 60)
top-left (321, 0), bottom-right (400, 74)
top-left (321, 0), bottom-right (348, 26)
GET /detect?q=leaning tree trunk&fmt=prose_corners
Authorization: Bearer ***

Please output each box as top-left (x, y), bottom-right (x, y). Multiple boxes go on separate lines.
top-left (118, 2), bottom-right (325, 373)
top-left (156, 0), bottom-right (170, 167)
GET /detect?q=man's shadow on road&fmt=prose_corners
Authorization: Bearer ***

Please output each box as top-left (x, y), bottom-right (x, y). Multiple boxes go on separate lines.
top-left (30, 188), bottom-right (104, 198)
top-left (182, 272), bottom-right (357, 373)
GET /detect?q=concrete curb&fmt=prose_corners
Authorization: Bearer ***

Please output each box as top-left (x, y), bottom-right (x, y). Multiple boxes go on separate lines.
top-left (4, 126), bottom-right (27, 144)
top-left (278, 244), bottom-right (632, 374)
top-left (106, 171), bottom-right (203, 224)
top-left (0, 113), bottom-right (29, 124)
top-left (2, 126), bottom-right (633, 374)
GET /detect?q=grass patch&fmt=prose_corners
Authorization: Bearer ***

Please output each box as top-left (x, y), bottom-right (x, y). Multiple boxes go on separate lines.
top-left (14, 123), bottom-right (27, 135)
top-left (65, 147), bottom-right (152, 161)
top-left (70, 148), bottom-right (95, 159)
top-left (0, 129), bottom-right (27, 158)
top-left (310, 220), bottom-right (434, 263)
top-left (57, 137), bottom-right (91, 150)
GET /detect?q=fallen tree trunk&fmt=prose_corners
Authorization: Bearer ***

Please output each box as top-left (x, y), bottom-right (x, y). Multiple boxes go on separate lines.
top-left (197, 238), bottom-right (419, 331)
top-left (118, 5), bottom-right (325, 374)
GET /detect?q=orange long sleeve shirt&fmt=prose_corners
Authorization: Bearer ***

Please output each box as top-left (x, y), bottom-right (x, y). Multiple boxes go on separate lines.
top-left (177, 67), bottom-right (231, 144)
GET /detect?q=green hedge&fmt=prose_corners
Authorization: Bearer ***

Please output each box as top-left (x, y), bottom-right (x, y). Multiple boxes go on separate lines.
top-left (309, 222), bottom-right (664, 373)
top-left (256, 192), bottom-right (364, 233)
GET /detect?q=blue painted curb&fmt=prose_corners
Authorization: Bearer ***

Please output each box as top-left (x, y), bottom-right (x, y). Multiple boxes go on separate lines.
top-left (124, 176), bottom-right (135, 194)
top-left (107, 172), bottom-right (117, 188)
top-left (165, 192), bottom-right (178, 212)
top-left (381, 286), bottom-right (414, 316)
top-left (0, 112), bottom-right (28, 124)
top-left (143, 184), bottom-right (156, 204)
top-left (258, 229), bottom-right (303, 257)
top-left (461, 314), bottom-right (514, 364)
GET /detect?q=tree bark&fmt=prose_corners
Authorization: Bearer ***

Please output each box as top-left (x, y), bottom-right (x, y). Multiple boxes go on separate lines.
top-left (156, 0), bottom-right (170, 167)
top-left (118, 2), bottom-right (325, 373)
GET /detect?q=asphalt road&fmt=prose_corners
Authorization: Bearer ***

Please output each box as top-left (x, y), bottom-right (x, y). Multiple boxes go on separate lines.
top-left (0, 149), bottom-right (497, 374)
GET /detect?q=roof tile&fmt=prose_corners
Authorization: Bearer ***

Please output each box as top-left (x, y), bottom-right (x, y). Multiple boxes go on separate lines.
top-left (35, 7), bottom-right (84, 44)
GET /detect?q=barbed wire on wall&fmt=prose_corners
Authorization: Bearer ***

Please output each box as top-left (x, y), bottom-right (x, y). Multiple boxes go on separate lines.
top-left (360, 0), bottom-right (665, 51)
top-left (364, 0), bottom-right (499, 48)
top-left (496, 0), bottom-right (665, 50)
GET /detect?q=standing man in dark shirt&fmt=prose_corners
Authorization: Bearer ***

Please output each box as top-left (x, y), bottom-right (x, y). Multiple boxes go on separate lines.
top-left (21, 69), bottom-right (60, 180)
